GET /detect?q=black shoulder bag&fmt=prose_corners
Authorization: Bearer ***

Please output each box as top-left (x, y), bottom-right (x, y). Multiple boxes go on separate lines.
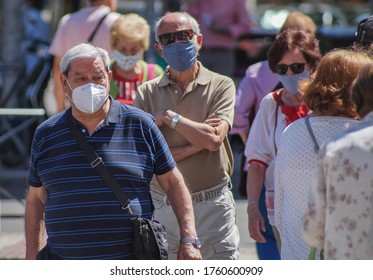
top-left (66, 111), bottom-right (168, 260)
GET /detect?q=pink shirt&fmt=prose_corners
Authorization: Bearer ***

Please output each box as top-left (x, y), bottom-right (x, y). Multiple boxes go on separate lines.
top-left (49, 5), bottom-right (120, 58)
top-left (183, 0), bottom-right (252, 49)
top-left (230, 60), bottom-right (278, 136)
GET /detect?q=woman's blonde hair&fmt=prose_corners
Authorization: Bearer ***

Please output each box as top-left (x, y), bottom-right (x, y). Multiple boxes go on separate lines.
top-left (110, 13), bottom-right (150, 50)
top-left (300, 49), bottom-right (372, 117)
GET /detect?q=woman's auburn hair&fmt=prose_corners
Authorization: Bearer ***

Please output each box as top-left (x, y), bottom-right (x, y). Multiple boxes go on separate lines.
top-left (300, 49), bottom-right (372, 117)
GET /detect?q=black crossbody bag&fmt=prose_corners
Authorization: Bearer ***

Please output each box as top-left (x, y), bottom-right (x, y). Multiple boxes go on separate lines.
top-left (66, 111), bottom-right (168, 260)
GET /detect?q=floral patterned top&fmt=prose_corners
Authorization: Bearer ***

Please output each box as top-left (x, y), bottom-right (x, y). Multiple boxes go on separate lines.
top-left (302, 112), bottom-right (373, 260)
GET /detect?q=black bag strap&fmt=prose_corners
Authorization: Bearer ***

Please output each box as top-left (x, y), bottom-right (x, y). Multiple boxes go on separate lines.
top-left (304, 116), bottom-right (319, 153)
top-left (86, 13), bottom-right (109, 43)
top-left (65, 110), bottom-right (135, 215)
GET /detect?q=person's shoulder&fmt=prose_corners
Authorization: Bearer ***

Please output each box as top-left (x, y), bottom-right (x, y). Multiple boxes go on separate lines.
top-left (106, 11), bottom-right (121, 22)
top-left (246, 60), bottom-right (270, 77)
top-left (201, 63), bottom-right (234, 84)
top-left (282, 117), bottom-right (306, 135)
top-left (119, 102), bottom-right (155, 122)
top-left (256, 91), bottom-right (277, 109)
top-left (66, 6), bottom-right (116, 21)
top-left (34, 112), bottom-right (66, 136)
top-left (261, 91), bottom-right (277, 102)
top-left (139, 68), bottom-right (167, 92)
top-left (327, 120), bottom-right (363, 144)
top-left (41, 111), bottom-right (65, 126)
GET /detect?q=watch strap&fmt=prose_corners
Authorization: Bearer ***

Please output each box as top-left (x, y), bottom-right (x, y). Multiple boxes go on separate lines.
top-left (180, 237), bottom-right (201, 248)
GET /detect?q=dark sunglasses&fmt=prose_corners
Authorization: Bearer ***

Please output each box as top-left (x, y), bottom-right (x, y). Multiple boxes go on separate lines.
top-left (158, 29), bottom-right (196, 46)
top-left (273, 63), bottom-right (306, 75)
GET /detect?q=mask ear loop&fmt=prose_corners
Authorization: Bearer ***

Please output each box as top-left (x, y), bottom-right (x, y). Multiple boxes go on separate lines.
top-left (65, 79), bottom-right (74, 92)
top-left (65, 92), bottom-right (74, 105)
top-left (64, 79), bottom-right (75, 105)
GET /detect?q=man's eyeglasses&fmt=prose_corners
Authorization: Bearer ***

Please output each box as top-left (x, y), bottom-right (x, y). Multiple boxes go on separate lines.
top-left (158, 29), bottom-right (196, 46)
top-left (273, 63), bottom-right (306, 75)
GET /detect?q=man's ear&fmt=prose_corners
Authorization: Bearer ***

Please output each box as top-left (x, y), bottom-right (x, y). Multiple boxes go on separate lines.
top-left (60, 74), bottom-right (67, 89)
top-left (107, 71), bottom-right (112, 92)
top-left (154, 42), bottom-right (163, 57)
top-left (196, 34), bottom-right (203, 50)
top-left (60, 74), bottom-right (70, 94)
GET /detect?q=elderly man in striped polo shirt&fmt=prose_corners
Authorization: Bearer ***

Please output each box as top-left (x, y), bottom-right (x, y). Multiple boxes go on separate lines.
top-left (24, 43), bottom-right (201, 260)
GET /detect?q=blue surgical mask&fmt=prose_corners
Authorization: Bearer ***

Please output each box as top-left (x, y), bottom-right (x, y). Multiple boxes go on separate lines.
top-left (162, 40), bottom-right (197, 72)
top-left (277, 71), bottom-right (310, 95)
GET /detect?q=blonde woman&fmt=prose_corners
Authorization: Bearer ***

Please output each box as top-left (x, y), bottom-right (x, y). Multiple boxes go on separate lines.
top-left (109, 14), bottom-right (163, 105)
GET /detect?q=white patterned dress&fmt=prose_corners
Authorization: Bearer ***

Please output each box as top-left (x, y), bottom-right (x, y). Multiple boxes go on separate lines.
top-left (274, 116), bottom-right (358, 259)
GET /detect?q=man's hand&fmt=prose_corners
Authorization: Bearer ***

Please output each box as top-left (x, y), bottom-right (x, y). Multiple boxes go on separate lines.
top-left (154, 110), bottom-right (167, 127)
top-left (203, 113), bottom-right (221, 134)
top-left (177, 243), bottom-right (202, 260)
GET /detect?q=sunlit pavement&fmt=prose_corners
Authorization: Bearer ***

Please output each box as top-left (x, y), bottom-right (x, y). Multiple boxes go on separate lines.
top-left (0, 194), bottom-right (258, 260)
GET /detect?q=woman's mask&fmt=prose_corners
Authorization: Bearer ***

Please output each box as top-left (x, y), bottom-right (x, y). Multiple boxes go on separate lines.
top-left (277, 71), bottom-right (310, 95)
top-left (113, 50), bottom-right (142, 71)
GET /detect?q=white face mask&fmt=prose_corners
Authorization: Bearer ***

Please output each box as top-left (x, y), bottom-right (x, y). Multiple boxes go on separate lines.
top-left (67, 81), bottom-right (108, 113)
top-left (113, 50), bottom-right (142, 70)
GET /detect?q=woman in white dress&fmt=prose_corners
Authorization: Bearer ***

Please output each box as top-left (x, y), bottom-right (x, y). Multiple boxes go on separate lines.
top-left (245, 30), bottom-right (321, 249)
top-left (303, 63), bottom-right (373, 259)
top-left (273, 49), bottom-right (371, 259)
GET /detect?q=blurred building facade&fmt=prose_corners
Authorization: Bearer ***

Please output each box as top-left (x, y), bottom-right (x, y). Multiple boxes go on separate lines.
top-left (1, 0), bottom-right (373, 103)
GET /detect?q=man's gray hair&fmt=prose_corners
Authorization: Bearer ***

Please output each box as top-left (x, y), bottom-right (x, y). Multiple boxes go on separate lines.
top-left (154, 12), bottom-right (200, 43)
top-left (60, 43), bottom-right (111, 75)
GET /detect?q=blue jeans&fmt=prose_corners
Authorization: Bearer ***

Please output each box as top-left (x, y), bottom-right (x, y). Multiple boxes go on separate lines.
top-left (256, 187), bottom-right (280, 260)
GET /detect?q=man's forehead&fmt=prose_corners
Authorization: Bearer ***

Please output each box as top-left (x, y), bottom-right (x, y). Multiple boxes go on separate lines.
top-left (159, 14), bottom-right (191, 34)
top-left (70, 57), bottom-right (106, 73)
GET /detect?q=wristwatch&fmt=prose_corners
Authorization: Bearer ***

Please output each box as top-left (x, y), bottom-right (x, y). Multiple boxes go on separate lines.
top-left (180, 237), bottom-right (202, 249)
top-left (170, 114), bottom-right (181, 130)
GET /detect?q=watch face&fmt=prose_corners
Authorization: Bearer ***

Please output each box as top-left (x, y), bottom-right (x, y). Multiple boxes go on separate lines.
top-left (172, 114), bottom-right (181, 122)
top-left (171, 114), bottom-right (181, 130)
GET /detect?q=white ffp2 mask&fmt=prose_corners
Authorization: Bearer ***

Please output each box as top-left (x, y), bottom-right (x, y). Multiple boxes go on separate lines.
top-left (67, 81), bottom-right (108, 113)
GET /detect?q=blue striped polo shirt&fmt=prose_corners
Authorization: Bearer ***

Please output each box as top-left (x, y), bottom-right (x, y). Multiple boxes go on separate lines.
top-left (28, 99), bottom-right (176, 259)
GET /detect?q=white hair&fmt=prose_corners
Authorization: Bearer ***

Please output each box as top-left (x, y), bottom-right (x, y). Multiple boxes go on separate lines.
top-left (60, 43), bottom-right (110, 75)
